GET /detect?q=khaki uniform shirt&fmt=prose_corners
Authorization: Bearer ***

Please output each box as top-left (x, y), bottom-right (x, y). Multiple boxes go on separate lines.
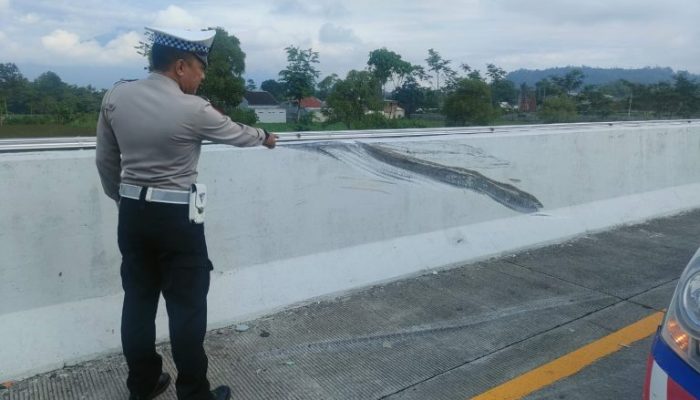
top-left (96, 73), bottom-right (266, 201)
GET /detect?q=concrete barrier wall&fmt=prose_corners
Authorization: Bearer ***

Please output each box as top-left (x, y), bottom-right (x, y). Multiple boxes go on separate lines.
top-left (2, 121), bottom-right (700, 380)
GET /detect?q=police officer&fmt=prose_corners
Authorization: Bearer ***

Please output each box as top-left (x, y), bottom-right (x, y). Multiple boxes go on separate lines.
top-left (96, 27), bottom-right (276, 400)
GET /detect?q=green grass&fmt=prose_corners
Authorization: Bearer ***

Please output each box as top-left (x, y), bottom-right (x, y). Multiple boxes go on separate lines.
top-left (8, 113), bottom-right (673, 140)
top-left (0, 124), bottom-right (97, 139)
top-left (0, 113), bottom-right (100, 139)
top-left (0, 118), bottom-right (485, 139)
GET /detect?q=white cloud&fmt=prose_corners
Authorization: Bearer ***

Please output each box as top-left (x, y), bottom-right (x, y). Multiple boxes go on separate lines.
top-left (270, 0), bottom-right (350, 18)
top-left (18, 13), bottom-right (41, 24)
top-left (271, 0), bottom-right (308, 15)
top-left (153, 5), bottom-right (203, 29)
top-left (488, 0), bottom-right (666, 25)
top-left (42, 30), bottom-right (101, 56)
top-left (2, 0), bottom-right (699, 87)
top-left (40, 29), bottom-right (143, 65)
top-left (104, 31), bottom-right (143, 61)
top-left (320, 2), bottom-right (350, 18)
top-left (0, 29), bottom-right (30, 64)
top-left (319, 23), bottom-right (359, 44)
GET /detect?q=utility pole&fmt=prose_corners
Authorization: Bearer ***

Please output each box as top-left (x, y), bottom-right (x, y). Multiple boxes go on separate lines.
top-left (0, 98), bottom-right (6, 127)
top-left (627, 93), bottom-right (633, 119)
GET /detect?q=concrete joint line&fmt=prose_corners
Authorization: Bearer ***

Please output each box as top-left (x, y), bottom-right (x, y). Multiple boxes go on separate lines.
top-left (471, 311), bottom-right (664, 400)
top-left (379, 298), bottom-right (631, 399)
top-left (503, 260), bottom-right (625, 301)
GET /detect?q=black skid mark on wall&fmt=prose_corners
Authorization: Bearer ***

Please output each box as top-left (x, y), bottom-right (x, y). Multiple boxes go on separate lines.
top-left (358, 143), bottom-right (543, 213)
top-left (289, 141), bottom-right (543, 213)
top-left (292, 142), bottom-right (419, 183)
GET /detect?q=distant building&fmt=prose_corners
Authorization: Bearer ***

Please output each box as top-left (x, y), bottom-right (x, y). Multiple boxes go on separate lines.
top-left (241, 91), bottom-right (286, 123)
top-left (499, 102), bottom-right (515, 112)
top-left (299, 97), bottom-right (326, 122)
top-left (383, 100), bottom-right (405, 119)
top-left (518, 94), bottom-right (537, 113)
top-left (284, 96), bottom-right (327, 122)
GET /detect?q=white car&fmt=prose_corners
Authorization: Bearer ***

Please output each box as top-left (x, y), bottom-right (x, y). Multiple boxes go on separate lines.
top-left (644, 248), bottom-right (700, 399)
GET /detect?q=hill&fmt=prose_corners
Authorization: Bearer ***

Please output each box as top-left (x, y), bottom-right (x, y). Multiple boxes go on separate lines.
top-left (506, 66), bottom-right (699, 87)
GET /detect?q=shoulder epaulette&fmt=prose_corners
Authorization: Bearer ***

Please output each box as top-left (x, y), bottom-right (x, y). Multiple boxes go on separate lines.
top-left (113, 78), bottom-right (138, 86)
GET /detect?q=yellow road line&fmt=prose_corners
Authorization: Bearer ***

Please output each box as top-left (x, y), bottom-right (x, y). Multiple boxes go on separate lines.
top-left (471, 311), bottom-right (664, 400)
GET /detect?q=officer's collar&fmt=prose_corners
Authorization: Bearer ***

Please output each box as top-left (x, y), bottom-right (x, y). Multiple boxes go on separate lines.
top-left (149, 72), bottom-right (183, 91)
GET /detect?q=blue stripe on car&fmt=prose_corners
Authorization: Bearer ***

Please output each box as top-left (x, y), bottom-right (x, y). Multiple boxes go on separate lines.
top-left (653, 332), bottom-right (700, 398)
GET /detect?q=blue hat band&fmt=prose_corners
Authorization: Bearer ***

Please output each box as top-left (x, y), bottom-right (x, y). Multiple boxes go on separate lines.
top-left (153, 34), bottom-right (209, 54)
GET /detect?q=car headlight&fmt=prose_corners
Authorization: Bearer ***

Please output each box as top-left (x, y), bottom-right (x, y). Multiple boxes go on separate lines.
top-left (680, 271), bottom-right (700, 333)
top-left (662, 249), bottom-right (700, 367)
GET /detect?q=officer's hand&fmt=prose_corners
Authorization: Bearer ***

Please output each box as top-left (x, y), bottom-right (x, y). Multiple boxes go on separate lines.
top-left (263, 131), bottom-right (278, 149)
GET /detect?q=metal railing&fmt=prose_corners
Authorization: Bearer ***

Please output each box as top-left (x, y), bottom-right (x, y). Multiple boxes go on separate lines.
top-left (0, 119), bottom-right (697, 153)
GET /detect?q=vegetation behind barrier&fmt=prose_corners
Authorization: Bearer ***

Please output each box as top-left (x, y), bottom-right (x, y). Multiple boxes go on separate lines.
top-left (2, 35), bottom-right (699, 139)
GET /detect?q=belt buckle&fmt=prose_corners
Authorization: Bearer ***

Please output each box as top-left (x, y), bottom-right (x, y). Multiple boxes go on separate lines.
top-left (144, 187), bottom-right (154, 202)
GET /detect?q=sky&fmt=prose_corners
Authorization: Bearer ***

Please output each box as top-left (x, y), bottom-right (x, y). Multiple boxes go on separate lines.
top-left (1, 0), bottom-right (699, 89)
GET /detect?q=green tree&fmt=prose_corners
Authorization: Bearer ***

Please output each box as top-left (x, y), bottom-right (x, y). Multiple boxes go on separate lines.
top-left (425, 48), bottom-right (451, 91)
top-left (34, 71), bottom-right (65, 99)
top-left (367, 48), bottom-right (413, 95)
top-left (441, 66), bottom-right (460, 91)
top-left (0, 64), bottom-right (111, 129)
top-left (651, 82), bottom-right (680, 118)
top-left (74, 85), bottom-right (104, 114)
top-left (630, 82), bottom-right (655, 115)
top-left (577, 86), bottom-right (614, 119)
top-left (673, 72), bottom-right (700, 117)
top-left (32, 71), bottom-right (73, 121)
top-left (422, 88), bottom-right (441, 110)
top-left (486, 63), bottom-right (516, 106)
top-left (392, 77), bottom-right (426, 118)
top-left (551, 69), bottom-right (585, 94)
top-left (260, 79), bottom-right (287, 102)
top-left (279, 46), bottom-right (320, 122)
top-left (538, 95), bottom-right (578, 123)
top-left (198, 28), bottom-right (247, 109)
top-left (229, 108), bottom-right (258, 125)
top-left (325, 70), bottom-right (382, 129)
top-left (246, 79), bottom-right (256, 91)
top-left (0, 63), bottom-right (29, 118)
top-left (486, 63), bottom-right (507, 82)
top-left (608, 80), bottom-right (652, 117)
top-left (316, 73), bottom-right (339, 100)
top-left (442, 78), bottom-right (497, 126)
top-left (411, 65), bottom-right (430, 82)
top-left (466, 69), bottom-right (483, 81)
top-left (491, 79), bottom-right (517, 106)
top-left (135, 29), bottom-right (155, 70)
top-left (599, 79), bottom-right (634, 99)
top-left (535, 78), bottom-right (563, 104)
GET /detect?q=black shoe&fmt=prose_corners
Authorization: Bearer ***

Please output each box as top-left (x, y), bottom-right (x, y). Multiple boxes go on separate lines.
top-left (129, 373), bottom-right (171, 400)
top-left (211, 385), bottom-right (231, 400)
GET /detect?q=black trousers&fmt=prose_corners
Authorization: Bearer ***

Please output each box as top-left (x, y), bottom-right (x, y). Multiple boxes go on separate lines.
top-left (118, 195), bottom-right (213, 400)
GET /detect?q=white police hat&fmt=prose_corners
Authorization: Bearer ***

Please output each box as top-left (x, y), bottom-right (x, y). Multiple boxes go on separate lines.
top-left (146, 27), bottom-right (216, 67)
